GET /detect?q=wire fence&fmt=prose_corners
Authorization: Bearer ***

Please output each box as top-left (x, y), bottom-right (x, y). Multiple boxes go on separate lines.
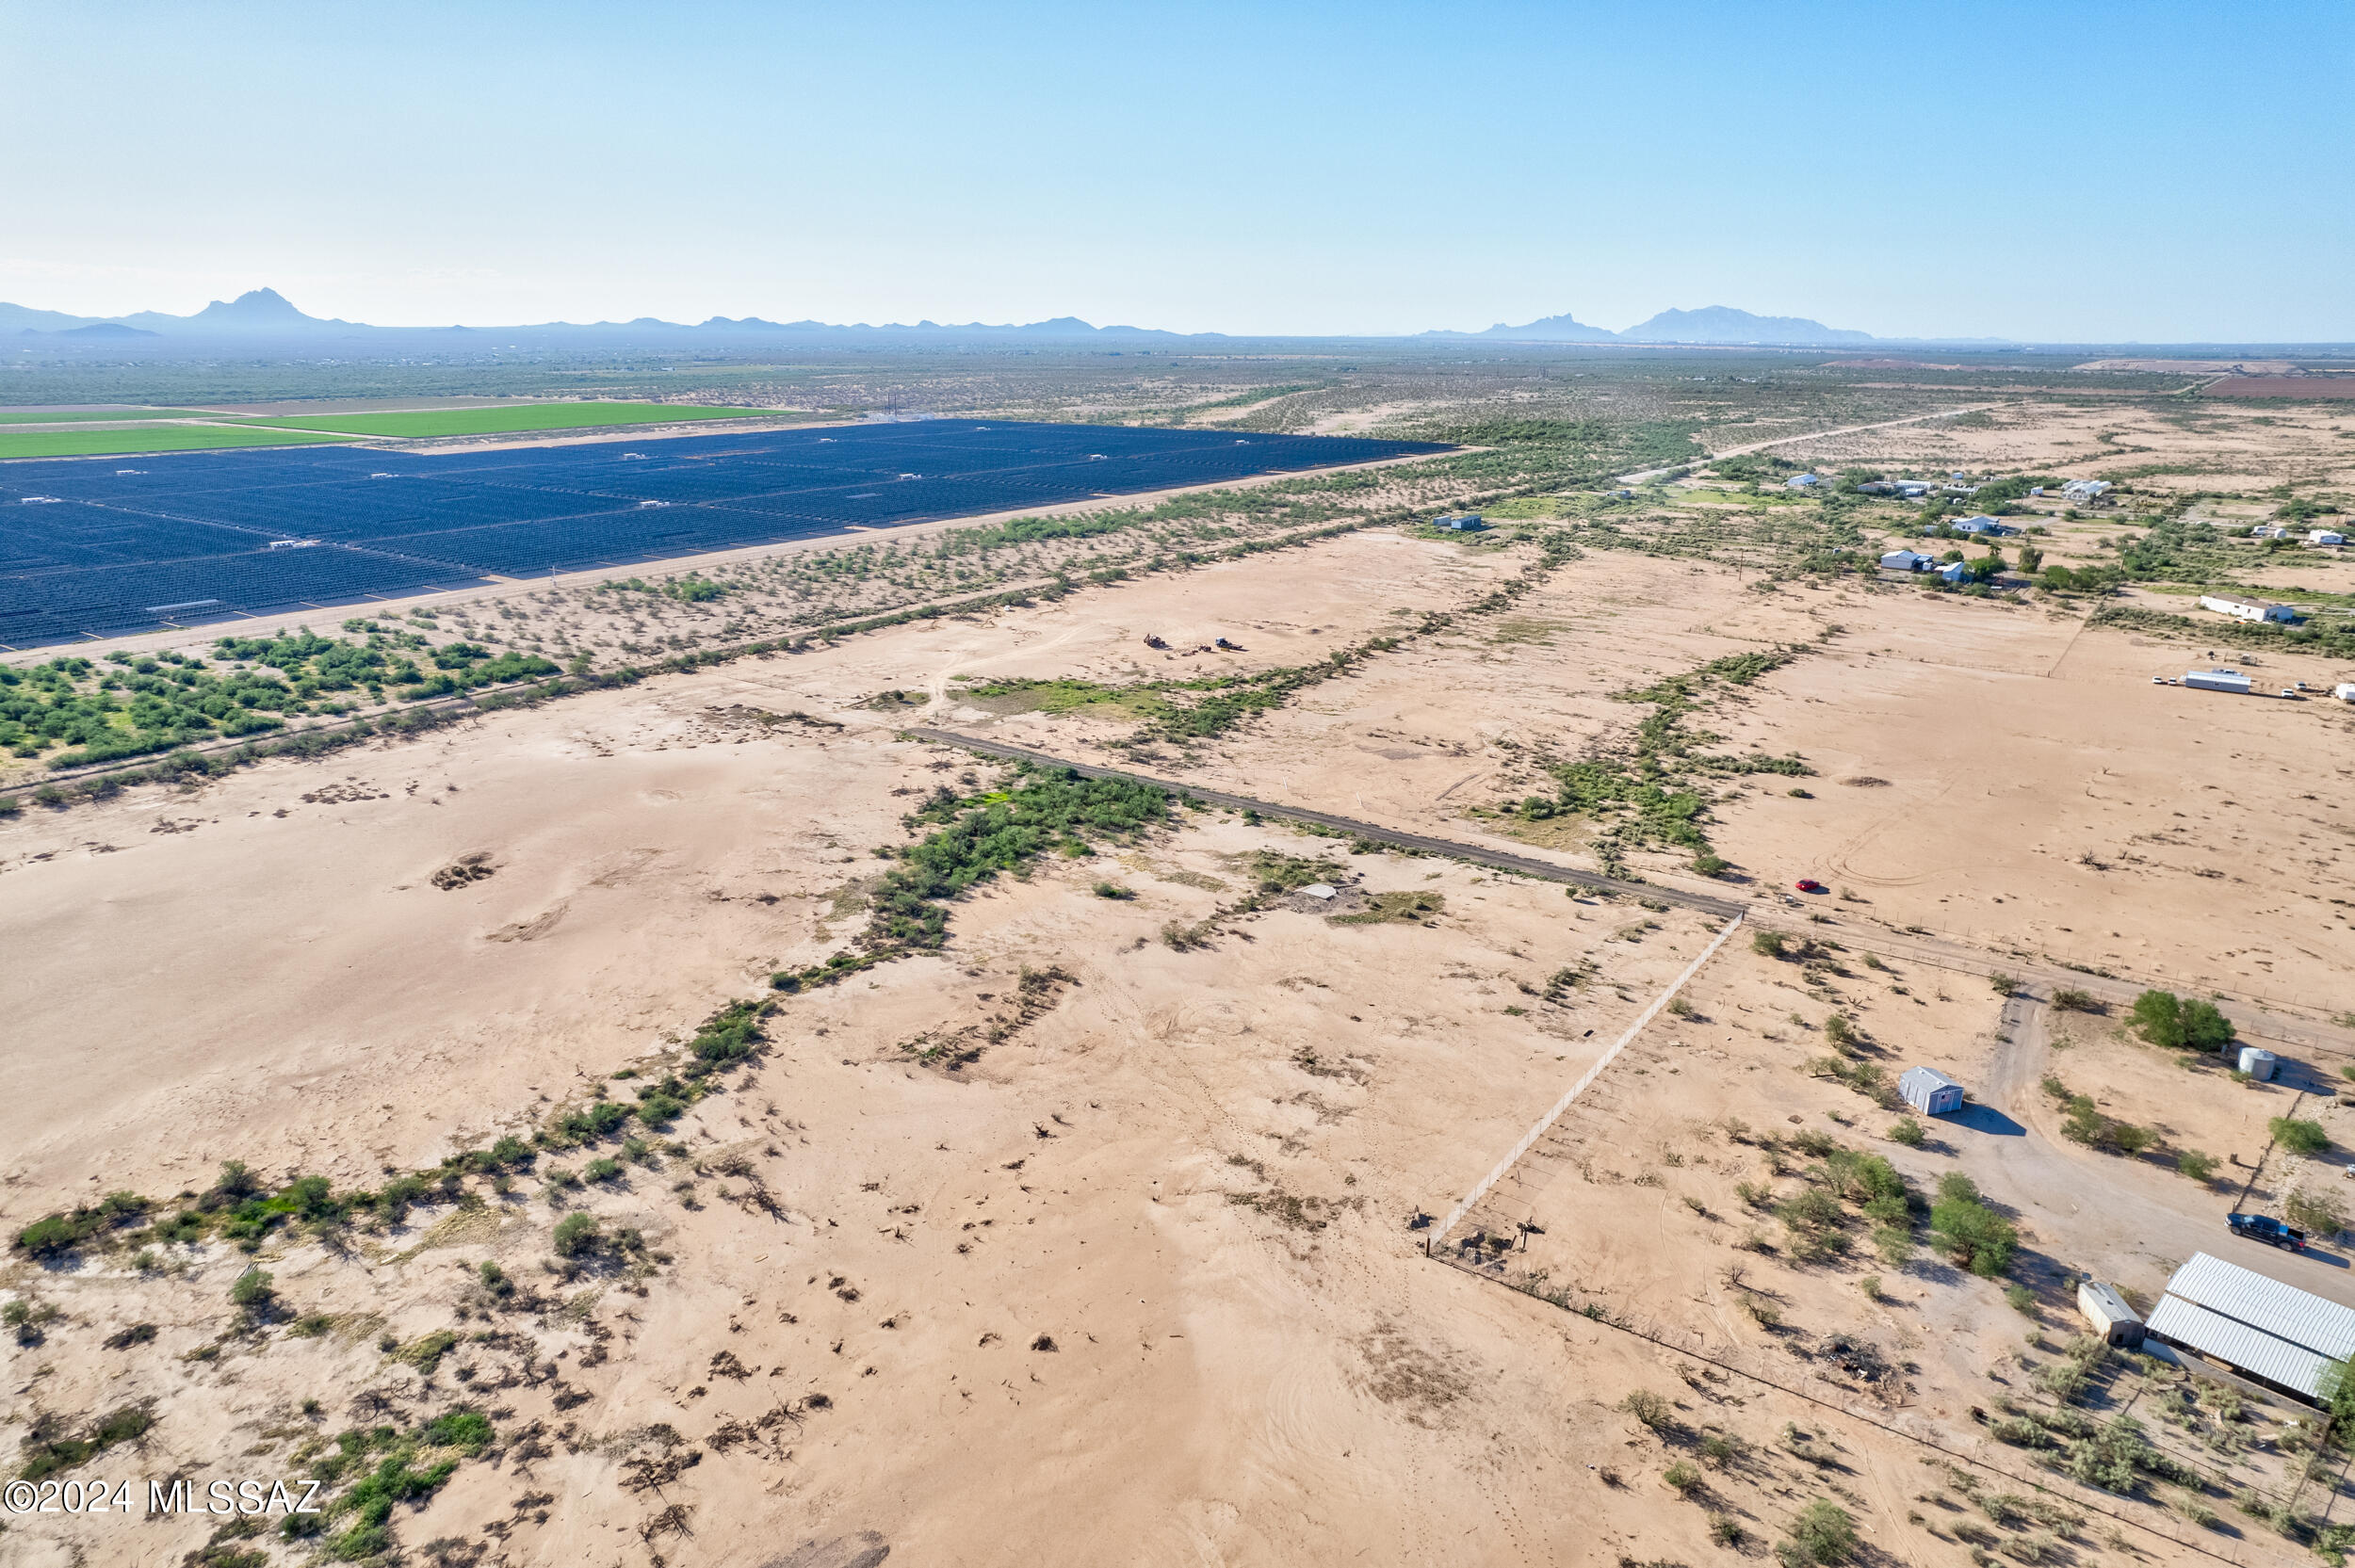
top-left (1431, 1249), bottom-right (2282, 1566)
top-left (1428, 913), bottom-right (1745, 1252)
top-left (1855, 917), bottom-right (2347, 1025)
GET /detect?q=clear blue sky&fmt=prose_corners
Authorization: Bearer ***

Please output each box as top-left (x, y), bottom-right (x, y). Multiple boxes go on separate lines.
top-left (4, 0), bottom-right (2348, 341)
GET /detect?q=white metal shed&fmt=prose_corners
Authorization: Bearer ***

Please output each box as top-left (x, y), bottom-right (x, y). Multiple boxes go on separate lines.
top-left (1898, 1066), bottom-right (1965, 1116)
top-left (2077, 1281), bottom-right (2146, 1349)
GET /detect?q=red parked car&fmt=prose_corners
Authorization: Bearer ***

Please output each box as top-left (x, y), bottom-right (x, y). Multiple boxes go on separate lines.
top-left (1795, 879), bottom-right (1827, 894)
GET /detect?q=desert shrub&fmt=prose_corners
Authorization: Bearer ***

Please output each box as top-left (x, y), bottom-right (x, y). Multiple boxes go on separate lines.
top-left (12, 1189), bottom-right (151, 1257)
top-left (551, 1213), bottom-right (600, 1258)
top-left (553, 1100), bottom-right (632, 1142)
top-left (2051, 988), bottom-right (2102, 1013)
top-left (1700, 1431), bottom-right (1740, 1466)
top-left (17, 1403), bottom-right (155, 1481)
top-left (1663, 1459), bottom-right (1704, 1495)
top-left (15, 1214), bottom-right (83, 1257)
top-left (2288, 1187), bottom-right (2348, 1237)
top-left (1710, 1513), bottom-right (1746, 1546)
top-left (2006, 1284), bottom-right (2037, 1316)
top-left (6, 1298), bottom-right (54, 1346)
top-left (1872, 1225), bottom-right (1915, 1265)
top-left (2131, 989), bottom-right (2233, 1051)
top-left (685, 1000), bottom-right (765, 1070)
top-left (1930, 1172), bottom-right (2017, 1277)
top-left (1887, 1117), bottom-right (1925, 1148)
top-left (1780, 1499), bottom-right (1858, 1565)
top-left (420, 1409), bottom-right (495, 1455)
top-left (871, 767), bottom-right (1172, 948)
top-left (1823, 1013), bottom-right (1859, 1052)
top-left (1991, 1415), bottom-right (2052, 1447)
top-left (2070, 1415), bottom-right (2157, 1493)
top-left (326, 1441), bottom-right (460, 1558)
top-left (1820, 1149), bottom-right (1905, 1208)
top-left (229, 1268), bottom-right (274, 1310)
top-left (1752, 929), bottom-right (1788, 959)
top-left (2175, 1150), bottom-right (2218, 1184)
top-left (2274, 1118), bottom-right (2331, 1156)
top-left (2174, 1496), bottom-right (2219, 1528)
top-left (2036, 1359), bottom-right (2098, 1409)
top-left (1778, 1188), bottom-right (1844, 1234)
top-left (1092, 881), bottom-right (1133, 899)
top-left (635, 1092), bottom-right (688, 1127)
top-left (583, 1158), bottom-right (622, 1184)
top-left (1621, 1389), bottom-right (1675, 1431)
top-left (1990, 972), bottom-right (2018, 995)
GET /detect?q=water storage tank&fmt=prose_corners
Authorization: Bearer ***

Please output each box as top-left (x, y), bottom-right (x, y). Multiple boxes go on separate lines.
top-left (2239, 1047), bottom-right (2278, 1080)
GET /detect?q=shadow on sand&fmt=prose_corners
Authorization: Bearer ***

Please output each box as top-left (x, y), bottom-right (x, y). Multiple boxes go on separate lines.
top-left (1947, 1104), bottom-right (2024, 1139)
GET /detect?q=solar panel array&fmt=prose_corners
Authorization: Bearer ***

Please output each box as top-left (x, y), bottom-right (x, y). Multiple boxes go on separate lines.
top-left (0, 420), bottom-right (1450, 647)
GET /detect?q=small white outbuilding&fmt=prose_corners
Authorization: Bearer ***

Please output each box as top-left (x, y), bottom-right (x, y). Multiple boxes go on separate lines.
top-left (1898, 1066), bottom-right (1966, 1116)
top-left (2077, 1281), bottom-right (2147, 1349)
top-left (1880, 550), bottom-right (1932, 572)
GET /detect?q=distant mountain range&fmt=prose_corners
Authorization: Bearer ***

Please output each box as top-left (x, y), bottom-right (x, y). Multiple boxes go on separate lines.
top-left (1424, 305), bottom-right (1878, 346)
top-left (0, 289), bottom-right (1201, 343)
top-left (0, 287), bottom-right (1996, 347)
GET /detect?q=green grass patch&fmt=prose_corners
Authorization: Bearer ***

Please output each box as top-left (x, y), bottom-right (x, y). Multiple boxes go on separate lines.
top-left (232, 401), bottom-right (788, 438)
top-left (0, 408), bottom-right (212, 425)
top-left (958, 676), bottom-right (1172, 722)
top-left (0, 425), bottom-right (356, 459)
top-left (1331, 890), bottom-right (1445, 926)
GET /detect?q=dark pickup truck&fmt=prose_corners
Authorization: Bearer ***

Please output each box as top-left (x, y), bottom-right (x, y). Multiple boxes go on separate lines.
top-left (2230, 1212), bottom-right (2308, 1252)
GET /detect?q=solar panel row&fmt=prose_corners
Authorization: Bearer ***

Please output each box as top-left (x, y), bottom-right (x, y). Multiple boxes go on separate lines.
top-left (0, 419), bottom-right (1449, 646)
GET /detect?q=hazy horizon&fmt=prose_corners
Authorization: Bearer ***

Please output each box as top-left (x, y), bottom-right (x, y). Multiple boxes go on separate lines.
top-left (5, 0), bottom-right (2350, 341)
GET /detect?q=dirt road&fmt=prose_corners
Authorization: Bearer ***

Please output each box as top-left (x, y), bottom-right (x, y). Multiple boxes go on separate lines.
top-left (1973, 988), bottom-right (2355, 1312)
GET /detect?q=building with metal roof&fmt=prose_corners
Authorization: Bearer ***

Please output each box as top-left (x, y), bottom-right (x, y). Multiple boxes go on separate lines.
top-left (2184, 668), bottom-right (2254, 695)
top-left (1898, 1066), bottom-right (1966, 1115)
top-left (2200, 592), bottom-right (2296, 623)
top-left (2145, 1251), bottom-right (2355, 1402)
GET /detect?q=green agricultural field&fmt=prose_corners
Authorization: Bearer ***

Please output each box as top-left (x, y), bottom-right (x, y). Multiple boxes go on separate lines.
top-left (0, 408), bottom-right (214, 425)
top-left (233, 401), bottom-right (796, 438)
top-left (0, 425), bottom-right (359, 461)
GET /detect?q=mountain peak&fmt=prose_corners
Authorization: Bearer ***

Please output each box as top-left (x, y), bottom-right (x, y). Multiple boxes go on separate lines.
top-left (1617, 305), bottom-right (1871, 345)
top-left (196, 287), bottom-right (307, 320)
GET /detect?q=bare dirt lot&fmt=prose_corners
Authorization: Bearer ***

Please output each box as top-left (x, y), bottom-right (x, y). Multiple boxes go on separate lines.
top-left (5, 379), bottom-right (2354, 1567)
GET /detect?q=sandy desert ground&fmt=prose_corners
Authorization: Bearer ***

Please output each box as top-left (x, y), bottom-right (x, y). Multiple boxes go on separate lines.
top-left (4, 384), bottom-right (2353, 1568)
